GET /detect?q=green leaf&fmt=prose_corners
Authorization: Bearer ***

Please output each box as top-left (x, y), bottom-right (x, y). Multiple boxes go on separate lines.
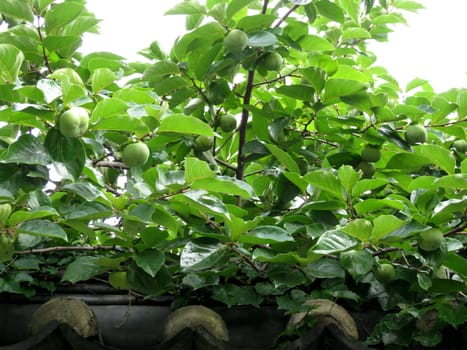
top-left (61, 256), bottom-right (108, 284)
top-left (184, 157), bottom-right (215, 182)
top-left (337, 165), bottom-right (359, 196)
top-left (267, 265), bottom-right (308, 288)
top-left (299, 35), bottom-right (335, 51)
top-left (65, 202), bottom-right (112, 221)
top-left (431, 198), bottom-right (467, 224)
top-left (17, 220), bottom-right (67, 241)
top-left (174, 22), bottom-right (224, 59)
top-left (37, 79), bottom-right (62, 103)
top-left (434, 174), bottom-right (467, 189)
top-left (2, 134), bottom-right (51, 166)
top-left (304, 258), bottom-right (345, 278)
top-left (380, 221), bottom-right (429, 243)
top-left (386, 153), bottom-right (431, 171)
top-left (333, 65), bottom-right (371, 83)
top-left (212, 284), bottom-right (263, 307)
top-left (248, 31), bottom-right (277, 47)
top-left (0, 0), bottom-right (34, 22)
top-left (311, 230), bottom-right (359, 254)
top-left (63, 182), bottom-right (105, 202)
top-left (304, 169), bottom-right (344, 200)
top-left (43, 35), bottom-right (82, 57)
top-left (239, 226), bottom-right (294, 244)
top-left (226, 0), bottom-right (255, 21)
top-left (276, 84), bottom-right (315, 101)
top-left (127, 263), bottom-right (171, 296)
top-left (429, 279), bottom-right (466, 293)
top-left (323, 78), bottom-right (366, 101)
top-left (65, 256), bottom-right (125, 284)
top-left (133, 249), bottom-right (165, 278)
top-left (252, 248), bottom-right (306, 264)
top-left (44, 1), bottom-right (84, 33)
top-left (90, 98), bottom-right (128, 123)
top-left (165, 1), bottom-right (206, 15)
top-left (224, 215), bottom-right (261, 241)
top-left (182, 272), bottom-right (219, 290)
top-left (416, 144), bottom-right (456, 175)
top-left (406, 77), bottom-right (429, 92)
top-left (417, 272), bottom-right (432, 291)
top-left (180, 239), bottom-right (228, 271)
top-left (44, 129), bottom-right (85, 180)
top-left (91, 68), bottom-right (116, 93)
top-left (342, 27), bottom-right (371, 40)
top-left (8, 206), bottom-right (59, 227)
top-left (315, 0), bottom-right (345, 23)
top-left (159, 114), bottom-right (214, 136)
top-left (340, 250), bottom-right (374, 279)
top-left (378, 125), bottom-right (411, 151)
top-left (338, 0), bottom-right (360, 23)
top-left (443, 252), bottom-right (467, 280)
top-left (0, 43), bottom-right (25, 82)
top-left (456, 89), bottom-right (467, 118)
top-left (371, 215), bottom-right (405, 242)
top-left (192, 176), bottom-right (255, 199)
top-left (437, 302), bottom-right (467, 328)
top-left (94, 115), bottom-right (150, 134)
top-left (142, 60), bottom-right (180, 82)
top-left (341, 219), bottom-right (373, 242)
top-left (351, 178), bottom-right (389, 197)
top-left (237, 14), bottom-right (277, 31)
top-left (264, 143), bottom-right (301, 174)
top-left (173, 190), bottom-right (230, 219)
top-left (354, 198), bottom-right (405, 215)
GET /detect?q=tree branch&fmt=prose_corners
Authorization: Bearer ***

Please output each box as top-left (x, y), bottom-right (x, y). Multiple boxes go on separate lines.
top-left (15, 245), bottom-right (122, 255)
top-left (35, 16), bottom-right (53, 74)
top-left (236, 70), bottom-right (255, 181)
top-left (95, 161), bottom-right (128, 169)
top-left (274, 4), bottom-right (299, 28)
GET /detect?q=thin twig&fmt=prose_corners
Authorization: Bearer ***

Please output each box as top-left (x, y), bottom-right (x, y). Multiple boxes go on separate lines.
top-left (95, 161), bottom-right (128, 169)
top-left (15, 245), bottom-right (122, 255)
top-left (215, 157), bottom-right (237, 171)
top-left (274, 4), bottom-right (299, 28)
top-left (36, 16), bottom-right (53, 74)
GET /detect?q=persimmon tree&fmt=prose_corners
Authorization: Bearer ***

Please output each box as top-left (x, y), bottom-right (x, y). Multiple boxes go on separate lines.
top-left (0, 0), bottom-right (465, 348)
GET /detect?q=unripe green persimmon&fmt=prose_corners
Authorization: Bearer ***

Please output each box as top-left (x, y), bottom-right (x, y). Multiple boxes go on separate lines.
top-left (361, 146), bottom-right (381, 162)
top-left (219, 114), bottom-right (237, 132)
top-left (224, 29), bottom-right (248, 53)
top-left (263, 52), bottom-right (283, 71)
top-left (418, 228), bottom-right (444, 252)
top-left (194, 135), bottom-right (214, 152)
top-left (59, 107), bottom-right (89, 138)
top-left (122, 142), bottom-right (150, 167)
top-left (357, 161), bottom-right (376, 178)
top-left (375, 263), bottom-right (396, 284)
top-left (405, 124), bottom-right (427, 145)
top-left (452, 139), bottom-right (467, 153)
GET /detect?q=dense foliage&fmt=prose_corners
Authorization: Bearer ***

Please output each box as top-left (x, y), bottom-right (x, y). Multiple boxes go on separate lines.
top-left (0, 0), bottom-right (465, 348)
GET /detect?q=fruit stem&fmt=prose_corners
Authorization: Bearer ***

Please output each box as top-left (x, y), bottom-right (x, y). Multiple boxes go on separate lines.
top-left (236, 70), bottom-right (255, 181)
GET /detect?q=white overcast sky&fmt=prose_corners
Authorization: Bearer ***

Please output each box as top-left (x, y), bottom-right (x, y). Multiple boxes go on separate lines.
top-left (82, 0), bottom-right (466, 92)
